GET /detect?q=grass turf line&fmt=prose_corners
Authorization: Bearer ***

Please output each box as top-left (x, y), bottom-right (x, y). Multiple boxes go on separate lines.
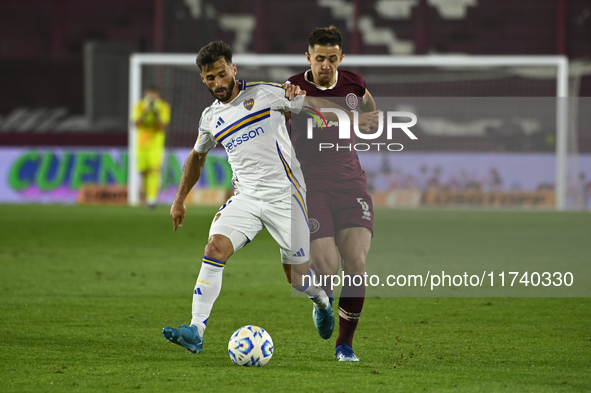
top-left (0, 205), bottom-right (589, 392)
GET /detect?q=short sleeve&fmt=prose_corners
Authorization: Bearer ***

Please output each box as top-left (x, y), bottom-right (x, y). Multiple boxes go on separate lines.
top-left (351, 71), bottom-right (367, 92)
top-left (194, 108), bottom-right (217, 153)
top-left (359, 75), bottom-right (367, 90)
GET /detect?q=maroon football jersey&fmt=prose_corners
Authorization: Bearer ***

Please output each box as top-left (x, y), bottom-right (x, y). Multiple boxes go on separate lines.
top-left (287, 70), bottom-right (368, 192)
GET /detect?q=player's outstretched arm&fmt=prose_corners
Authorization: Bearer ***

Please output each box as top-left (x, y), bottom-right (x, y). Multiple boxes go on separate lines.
top-left (171, 149), bottom-right (209, 231)
top-left (283, 82), bottom-right (379, 131)
top-left (283, 82), bottom-right (380, 132)
top-left (304, 95), bottom-right (380, 132)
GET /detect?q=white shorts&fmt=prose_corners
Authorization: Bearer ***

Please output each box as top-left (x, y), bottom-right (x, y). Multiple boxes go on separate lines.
top-left (209, 191), bottom-right (310, 265)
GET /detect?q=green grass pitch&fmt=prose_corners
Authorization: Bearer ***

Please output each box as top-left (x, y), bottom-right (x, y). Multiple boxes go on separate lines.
top-left (0, 205), bottom-right (590, 392)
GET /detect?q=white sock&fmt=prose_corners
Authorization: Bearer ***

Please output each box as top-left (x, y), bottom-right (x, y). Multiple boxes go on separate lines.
top-left (305, 285), bottom-right (330, 309)
top-left (300, 269), bottom-right (329, 309)
top-left (190, 256), bottom-right (226, 336)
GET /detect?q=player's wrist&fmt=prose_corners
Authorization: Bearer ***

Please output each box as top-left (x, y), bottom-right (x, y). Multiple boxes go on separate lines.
top-left (172, 194), bottom-right (187, 206)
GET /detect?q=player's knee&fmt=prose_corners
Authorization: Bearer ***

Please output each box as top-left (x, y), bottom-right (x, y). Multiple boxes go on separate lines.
top-left (203, 242), bottom-right (221, 260)
top-left (342, 257), bottom-right (366, 275)
top-left (204, 235), bottom-right (232, 261)
top-left (313, 256), bottom-right (340, 276)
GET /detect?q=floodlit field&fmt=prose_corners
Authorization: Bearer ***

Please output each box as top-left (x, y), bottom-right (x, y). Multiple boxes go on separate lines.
top-left (1, 205), bottom-right (589, 392)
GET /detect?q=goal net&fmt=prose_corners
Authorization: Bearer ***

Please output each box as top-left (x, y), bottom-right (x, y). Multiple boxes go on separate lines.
top-left (128, 54), bottom-right (583, 210)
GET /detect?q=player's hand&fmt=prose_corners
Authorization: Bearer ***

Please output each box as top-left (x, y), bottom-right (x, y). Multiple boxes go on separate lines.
top-left (170, 201), bottom-right (187, 232)
top-left (355, 110), bottom-right (381, 132)
top-left (283, 82), bottom-right (306, 101)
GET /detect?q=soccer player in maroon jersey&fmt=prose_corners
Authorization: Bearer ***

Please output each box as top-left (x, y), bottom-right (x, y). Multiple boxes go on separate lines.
top-left (287, 26), bottom-right (377, 362)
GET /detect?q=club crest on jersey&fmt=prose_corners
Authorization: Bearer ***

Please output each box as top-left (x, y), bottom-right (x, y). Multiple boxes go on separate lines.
top-left (243, 98), bottom-right (255, 111)
top-left (346, 93), bottom-right (358, 109)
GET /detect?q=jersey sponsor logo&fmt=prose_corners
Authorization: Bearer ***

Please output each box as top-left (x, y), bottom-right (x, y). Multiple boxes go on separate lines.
top-left (243, 98), bottom-right (255, 111)
top-left (216, 117), bottom-right (225, 128)
top-left (225, 126), bottom-right (265, 152)
top-left (215, 108), bottom-right (270, 143)
top-left (309, 218), bottom-right (320, 233)
top-left (346, 93), bottom-right (359, 109)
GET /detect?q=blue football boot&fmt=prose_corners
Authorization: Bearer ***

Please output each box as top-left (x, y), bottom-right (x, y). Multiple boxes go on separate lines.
top-left (335, 343), bottom-right (359, 362)
top-left (162, 324), bottom-right (203, 353)
top-left (313, 296), bottom-right (334, 339)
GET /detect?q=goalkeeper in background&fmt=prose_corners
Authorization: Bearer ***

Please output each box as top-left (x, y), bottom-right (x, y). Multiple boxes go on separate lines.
top-left (132, 86), bottom-right (171, 208)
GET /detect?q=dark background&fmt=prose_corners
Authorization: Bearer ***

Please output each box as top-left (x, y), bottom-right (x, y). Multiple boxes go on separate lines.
top-left (0, 0), bottom-right (589, 137)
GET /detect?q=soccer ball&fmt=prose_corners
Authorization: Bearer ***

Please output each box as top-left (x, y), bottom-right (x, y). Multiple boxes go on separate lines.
top-left (228, 325), bottom-right (274, 367)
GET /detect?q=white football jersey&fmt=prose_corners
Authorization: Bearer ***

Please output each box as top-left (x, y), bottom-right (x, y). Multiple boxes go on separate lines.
top-left (195, 81), bottom-right (306, 202)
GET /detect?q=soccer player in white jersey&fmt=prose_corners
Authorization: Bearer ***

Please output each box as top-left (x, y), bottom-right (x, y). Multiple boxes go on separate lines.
top-left (161, 41), bottom-right (335, 354)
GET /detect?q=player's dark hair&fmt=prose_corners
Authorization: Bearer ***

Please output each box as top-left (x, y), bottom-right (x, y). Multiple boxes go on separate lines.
top-left (196, 41), bottom-right (233, 71)
top-left (308, 25), bottom-right (344, 51)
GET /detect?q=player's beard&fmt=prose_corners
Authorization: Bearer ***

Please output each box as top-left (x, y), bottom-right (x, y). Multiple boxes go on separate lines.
top-left (313, 69), bottom-right (335, 87)
top-left (208, 78), bottom-right (236, 103)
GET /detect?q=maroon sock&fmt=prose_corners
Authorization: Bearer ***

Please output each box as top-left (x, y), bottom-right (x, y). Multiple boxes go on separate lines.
top-left (336, 276), bottom-right (365, 348)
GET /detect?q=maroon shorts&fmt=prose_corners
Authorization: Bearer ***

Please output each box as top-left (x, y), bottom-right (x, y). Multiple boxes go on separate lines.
top-left (306, 188), bottom-right (374, 241)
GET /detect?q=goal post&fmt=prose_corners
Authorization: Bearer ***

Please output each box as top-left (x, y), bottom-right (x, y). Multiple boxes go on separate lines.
top-left (128, 54), bottom-right (570, 209)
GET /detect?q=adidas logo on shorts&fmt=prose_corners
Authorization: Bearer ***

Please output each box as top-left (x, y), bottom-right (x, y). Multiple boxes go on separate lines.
top-left (292, 248), bottom-right (305, 257)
